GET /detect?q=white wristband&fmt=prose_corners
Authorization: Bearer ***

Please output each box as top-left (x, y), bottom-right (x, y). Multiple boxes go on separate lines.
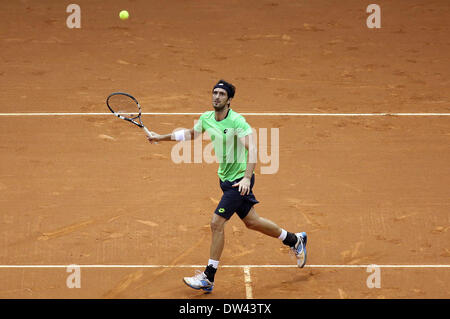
top-left (174, 130), bottom-right (185, 141)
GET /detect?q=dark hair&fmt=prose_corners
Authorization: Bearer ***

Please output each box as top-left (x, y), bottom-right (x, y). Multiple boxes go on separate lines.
top-left (212, 79), bottom-right (235, 98)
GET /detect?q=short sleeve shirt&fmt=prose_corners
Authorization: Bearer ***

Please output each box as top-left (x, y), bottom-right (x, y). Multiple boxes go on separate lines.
top-left (194, 109), bottom-right (253, 181)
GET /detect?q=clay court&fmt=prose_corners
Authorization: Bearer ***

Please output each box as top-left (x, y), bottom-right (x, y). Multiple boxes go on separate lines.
top-left (0, 0), bottom-right (449, 299)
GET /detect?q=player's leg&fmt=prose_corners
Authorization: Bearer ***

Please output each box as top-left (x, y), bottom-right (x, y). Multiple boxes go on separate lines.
top-left (209, 213), bottom-right (227, 261)
top-left (242, 206), bottom-right (282, 237)
top-left (182, 213), bottom-right (227, 292)
top-left (183, 183), bottom-right (238, 292)
top-left (236, 174), bottom-right (308, 267)
top-left (201, 213), bottom-right (227, 287)
top-left (240, 206), bottom-right (308, 268)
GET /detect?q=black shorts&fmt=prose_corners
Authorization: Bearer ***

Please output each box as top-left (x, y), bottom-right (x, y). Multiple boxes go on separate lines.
top-left (214, 174), bottom-right (259, 220)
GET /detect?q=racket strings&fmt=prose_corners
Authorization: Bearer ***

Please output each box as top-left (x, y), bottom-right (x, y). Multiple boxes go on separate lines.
top-left (108, 94), bottom-right (141, 119)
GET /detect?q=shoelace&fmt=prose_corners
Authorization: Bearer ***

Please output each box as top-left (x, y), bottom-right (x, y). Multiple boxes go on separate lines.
top-left (192, 270), bottom-right (207, 280)
top-left (291, 237), bottom-right (304, 255)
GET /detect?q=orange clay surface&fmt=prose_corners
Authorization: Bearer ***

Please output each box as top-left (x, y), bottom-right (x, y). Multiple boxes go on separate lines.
top-left (0, 0), bottom-right (449, 298)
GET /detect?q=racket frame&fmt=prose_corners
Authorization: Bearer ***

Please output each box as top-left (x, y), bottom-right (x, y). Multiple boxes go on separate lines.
top-left (106, 92), bottom-right (153, 137)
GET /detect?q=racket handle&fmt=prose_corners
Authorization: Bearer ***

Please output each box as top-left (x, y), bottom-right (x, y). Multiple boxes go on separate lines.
top-left (142, 126), bottom-right (158, 144)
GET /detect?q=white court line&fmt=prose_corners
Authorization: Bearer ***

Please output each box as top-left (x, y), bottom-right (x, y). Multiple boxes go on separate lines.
top-left (0, 112), bottom-right (450, 116)
top-left (243, 267), bottom-right (253, 299)
top-left (0, 264), bottom-right (448, 268)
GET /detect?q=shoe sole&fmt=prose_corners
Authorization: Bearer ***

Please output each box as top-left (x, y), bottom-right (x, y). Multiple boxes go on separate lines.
top-left (182, 278), bottom-right (213, 293)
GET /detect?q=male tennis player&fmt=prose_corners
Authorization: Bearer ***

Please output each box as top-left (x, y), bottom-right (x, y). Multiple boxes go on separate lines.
top-left (147, 79), bottom-right (307, 293)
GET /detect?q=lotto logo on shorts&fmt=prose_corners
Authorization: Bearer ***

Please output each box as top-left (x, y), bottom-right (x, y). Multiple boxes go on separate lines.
top-left (218, 208), bottom-right (225, 213)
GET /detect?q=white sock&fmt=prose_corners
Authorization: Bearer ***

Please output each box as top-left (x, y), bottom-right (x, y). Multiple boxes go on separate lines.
top-left (278, 229), bottom-right (287, 241)
top-left (208, 259), bottom-right (219, 269)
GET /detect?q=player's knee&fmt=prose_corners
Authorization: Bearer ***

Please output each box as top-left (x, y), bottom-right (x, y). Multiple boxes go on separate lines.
top-left (210, 219), bottom-right (225, 233)
top-left (244, 217), bottom-right (260, 230)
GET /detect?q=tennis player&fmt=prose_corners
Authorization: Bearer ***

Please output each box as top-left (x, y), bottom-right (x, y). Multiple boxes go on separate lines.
top-left (147, 80), bottom-right (307, 293)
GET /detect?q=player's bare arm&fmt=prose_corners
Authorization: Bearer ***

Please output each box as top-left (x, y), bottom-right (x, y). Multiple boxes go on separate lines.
top-left (232, 133), bottom-right (257, 195)
top-left (147, 128), bottom-right (199, 144)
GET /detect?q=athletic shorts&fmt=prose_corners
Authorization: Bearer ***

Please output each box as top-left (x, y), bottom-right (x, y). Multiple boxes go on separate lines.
top-left (214, 174), bottom-right (259, 220)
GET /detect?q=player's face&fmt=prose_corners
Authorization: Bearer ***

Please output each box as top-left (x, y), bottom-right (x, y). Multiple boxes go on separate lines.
top-left (212, 88), bottom-right (230, 111)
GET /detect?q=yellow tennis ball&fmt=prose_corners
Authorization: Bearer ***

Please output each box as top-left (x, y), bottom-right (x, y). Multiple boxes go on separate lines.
top-left (119, 10), bottom-right (129, 20)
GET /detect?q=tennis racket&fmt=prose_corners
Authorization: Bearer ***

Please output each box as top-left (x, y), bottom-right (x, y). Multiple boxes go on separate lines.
top-left (106, 92), bottom-right (154, 139)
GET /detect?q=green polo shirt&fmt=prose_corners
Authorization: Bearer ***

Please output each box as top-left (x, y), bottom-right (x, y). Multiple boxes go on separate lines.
top-left (194, 109), bottom-right (253, 181)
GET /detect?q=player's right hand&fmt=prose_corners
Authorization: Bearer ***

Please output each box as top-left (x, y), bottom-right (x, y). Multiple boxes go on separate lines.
top-left (147, 132), bottom-right (160, 144)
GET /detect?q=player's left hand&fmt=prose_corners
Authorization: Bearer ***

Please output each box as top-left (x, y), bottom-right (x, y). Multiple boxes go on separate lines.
top-left (232, 177), bottom-right (251, 196)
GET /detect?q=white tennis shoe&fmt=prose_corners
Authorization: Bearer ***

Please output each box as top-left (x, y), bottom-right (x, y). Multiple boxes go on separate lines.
top-left (183, 270), bottom-right (214, 293)
top-left (293, 232), bottom-right (308, 268)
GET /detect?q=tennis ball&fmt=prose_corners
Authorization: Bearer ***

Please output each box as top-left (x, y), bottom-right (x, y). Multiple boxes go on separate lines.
top-left (119, 10), bottom-right (129, 20)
